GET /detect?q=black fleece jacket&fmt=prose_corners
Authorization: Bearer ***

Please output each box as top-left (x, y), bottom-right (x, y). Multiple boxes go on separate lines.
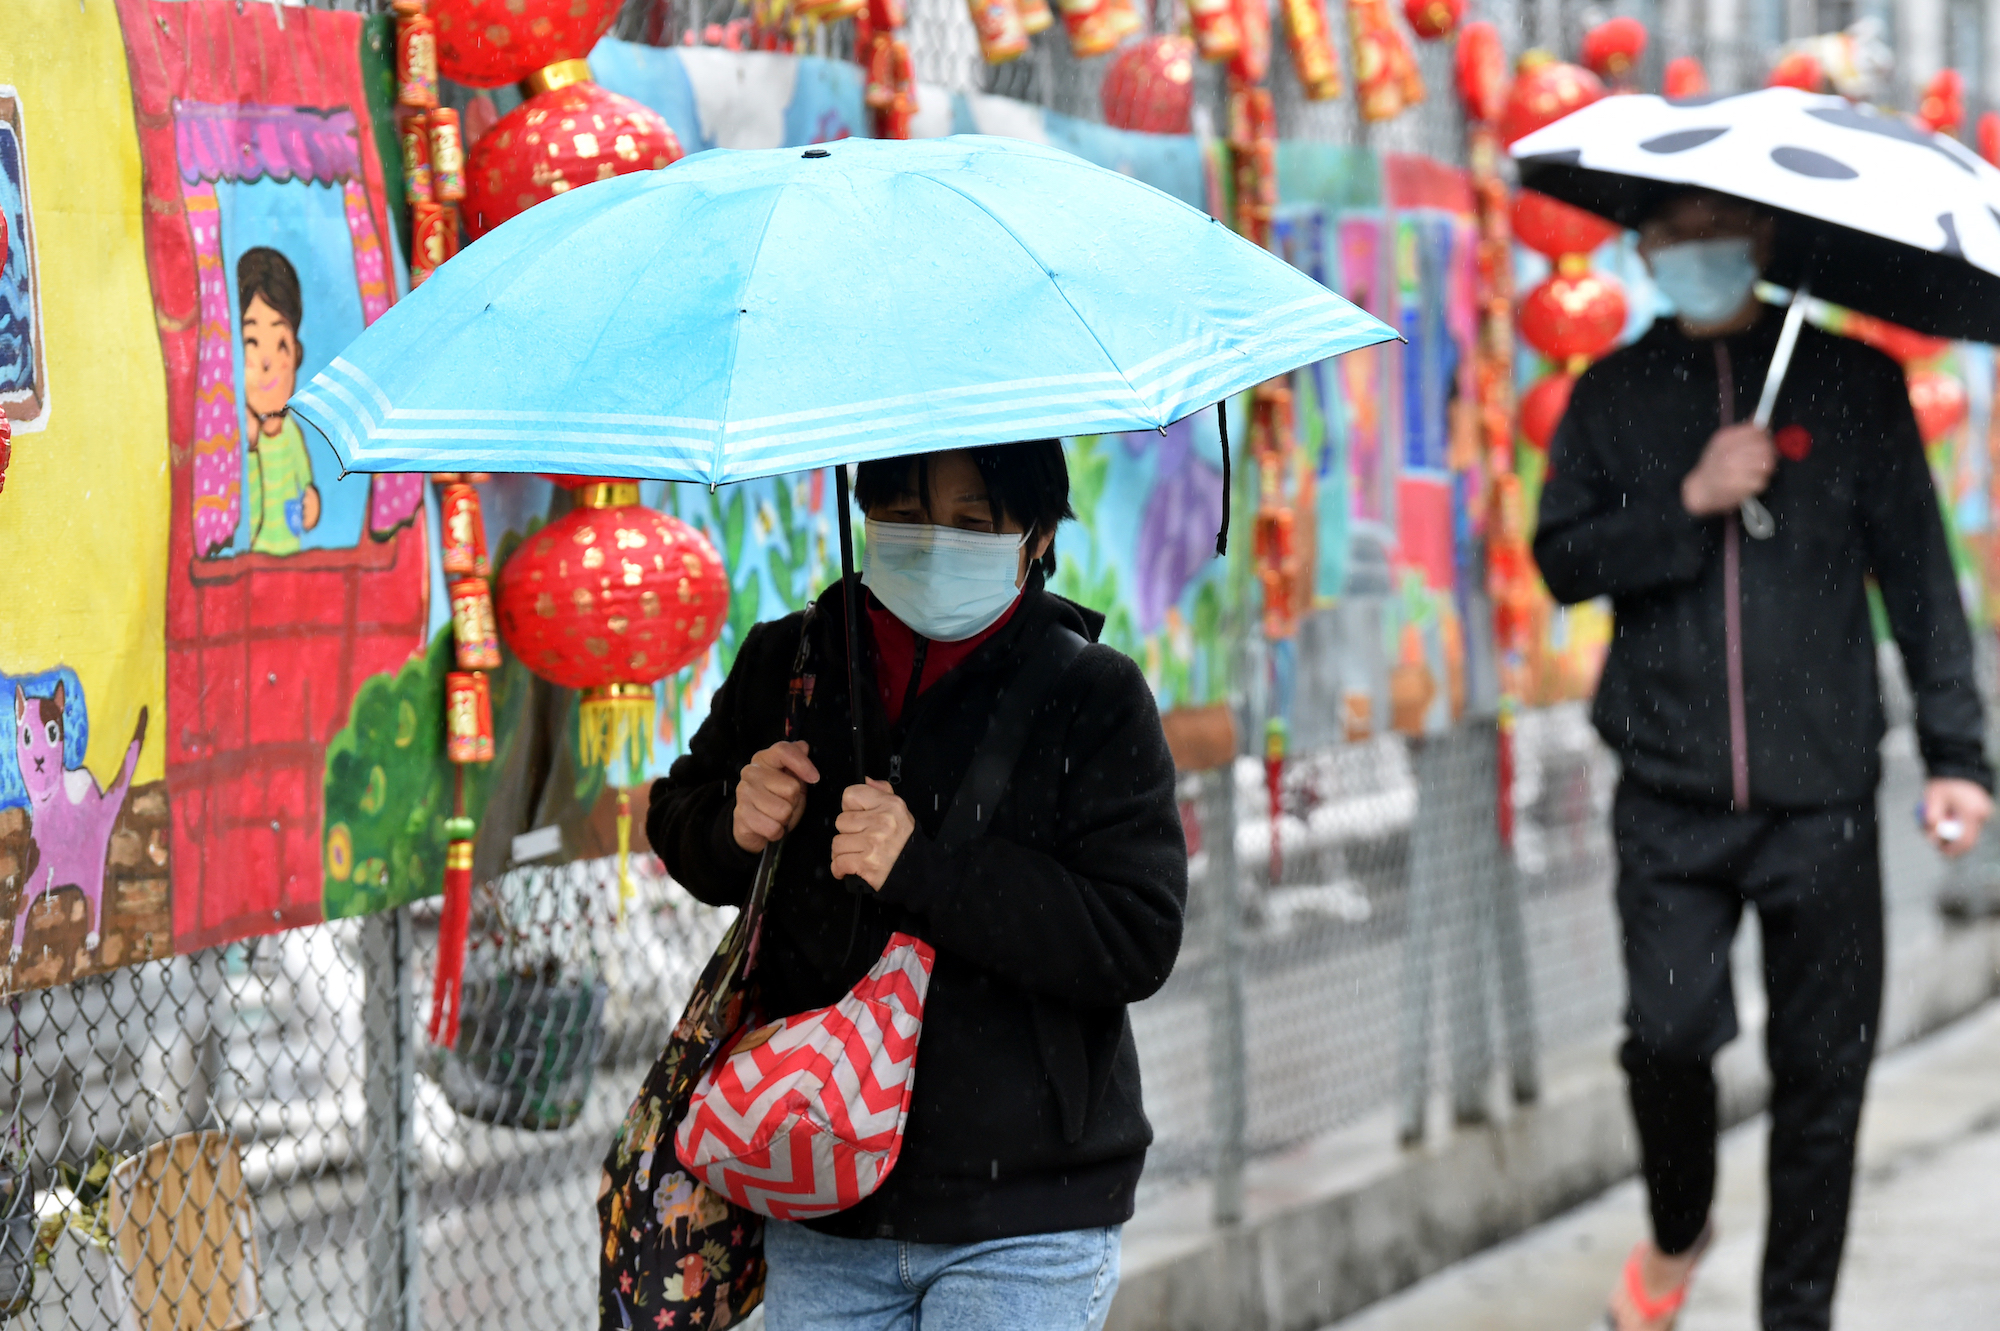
top-left (647, 576), bottom-right (1187, 1243)
top-left (1535, 310), bottom-right (1992, 808)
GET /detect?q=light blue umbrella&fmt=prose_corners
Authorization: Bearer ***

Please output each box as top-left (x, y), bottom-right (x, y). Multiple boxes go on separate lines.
top-left (291, 134), bottom-right (1396, 486)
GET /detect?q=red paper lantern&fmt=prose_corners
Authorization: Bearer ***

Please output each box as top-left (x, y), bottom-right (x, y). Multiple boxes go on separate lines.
top-left (463, 76), bottom-right (683, 239)
top-left (1102, 36), bottom-right (1198, 134)
top-left (1919, 69), bottom-right (1966, 136)
top-left (1518, 263), bottom-right (1628, 362)
top-left (1663, 55), bottom-right (1708, 99)
top-left (1500, 56), bottom-right (1605, 147)
top-left (1581, 16), bottom-right (1646, 83)
top-left (1979, 111), bottom-right (2000, 167)
top-left (1766, 50), bottom-right (1824, 92)
top-left (431, 0), bottom-right (624, 88)
top-left (1511, 189), bottom-right (1620, 259)
top-left (1519, 371), bottom-right (1575, 453)
top-left (495, 481), bottom-right (729, 768)
top-left (1401, 0), bottom-right (1463, 41)
top-left (1908, 370), bottom-right (1969, 444)
top-left (1453, 20), bottom-right (1508, 123)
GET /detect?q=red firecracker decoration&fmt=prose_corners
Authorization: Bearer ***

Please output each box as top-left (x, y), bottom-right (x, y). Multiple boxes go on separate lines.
top-left (450, 577), bottom-right (504, 670)
top-left (1348, 0), bottom-right (1424, 122)
top-left (463, 67), bottom-right (684, 239)
top-left (428, 823), bottom-right (477, 1046)
top-left (1102, 37), bottom-right (1198, 134)
top-left (430, 0), bottom-right (624, 87)
top-left (1230, 0), bottom-right (1272, 85)
top-left (445, 671), bottom-right (496, 763)
top-left (441, 482), bottom-right (491, 577)
top-left (1188, 0), bottom-right (1243, 62)
top-left (401, 113), bottom-right (435, 205)
top-left (495, 479), bottom-right (729, 771)
top-left (428, 107), bottom-right (467, 202)
top-left (968, 0), bottom-right (1030, 64)
top-left (1519, 370), bottom-right (1575, 452)
top-left (1663, 55), bottom-right (1708, 99)
top-left (394, 0), bottom-right (440, 109)
top-left (1453, 20), bottom-right (1508, 122)
top-left (1227, 82), bottom-right (1277, 249)
top-left (1919, 69), bottom-right (1966, 137)
top-left (1401, 0), bottom-right (1462, 41)
top-left (409, 200), bottom-right (459, 286)
top-left (1501, 54), bottom-right (1604, 145)
top-left (1017, 0), bottom-right (1053, 35)
top-left (1979, 111), bottom-right (2000, 167)
top-left (1511, 189), bottom-right (1619, 259)
top-left (1909, 369), bottom-right (1969, 443)
top-left (1282, 0), bottom-right (1343, 102)
top-left (1766, 50), bottom-right (1824, 92)
top-left (0, 415), bottom-right (11, 499)
top-left (1518, 260), bottom-right (1628, 363)
top-left (1581, 16), bottom-right (1646, 85)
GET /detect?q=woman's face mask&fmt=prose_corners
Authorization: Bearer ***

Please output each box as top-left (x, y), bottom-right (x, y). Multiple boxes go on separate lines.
top-left (1646, 237), bottom-right (1760, 325)
top-left (861, 518), bottom-right (1026, 642)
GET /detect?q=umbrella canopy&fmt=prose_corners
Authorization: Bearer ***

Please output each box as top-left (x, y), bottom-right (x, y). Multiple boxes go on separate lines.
top-left (1511, 87), bottom-right (2000, 342)
top-left (292, 134), bottom-right (1397, 484)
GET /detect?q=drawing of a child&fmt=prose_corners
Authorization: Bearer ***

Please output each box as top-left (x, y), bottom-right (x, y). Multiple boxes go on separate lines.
top-left (238, 247), bottom-right (320, 556)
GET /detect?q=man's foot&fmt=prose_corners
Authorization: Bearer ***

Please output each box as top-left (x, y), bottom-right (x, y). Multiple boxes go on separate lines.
top-left (1604, 1226), bottom-right (1713, 1331)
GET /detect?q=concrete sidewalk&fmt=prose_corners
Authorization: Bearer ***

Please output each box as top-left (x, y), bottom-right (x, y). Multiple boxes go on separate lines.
top-left (1323, 998), bottom-right (2000, 1331)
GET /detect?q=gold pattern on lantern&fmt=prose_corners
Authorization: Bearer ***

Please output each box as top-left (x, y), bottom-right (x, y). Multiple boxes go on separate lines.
top-left (608, 616), bottom-right (629, 634)
top-left (583, 546), bottom-right (605, 568)
top-left (573, 526), bottom-right (597, 544)
top-left (616, 527), bottom-right (646, 548)
top-left (615, 134), bottom-right (640, 161)
top-left (575, 132), bottom-right (600, 157)
top-left (630, 651), bottom-right (649, 670)
top-left (585, 637), bottom-right (608, 657)
top-left (681, 552), bottom-right (704, 576)
top-left (573, 587), bottom-right (594, 609)
top-left (677, 577), bottom-right (693, 603)
top-left (622, 560), bottom-right (643, 587)
top-left (640, 590), bottom-right (661, 617)
top-left (536, 593), bottom-right (556, 617)
top-left (690, 616), bottom-right (706, 638)
top-left (535, 537), bottom-right (554, 556)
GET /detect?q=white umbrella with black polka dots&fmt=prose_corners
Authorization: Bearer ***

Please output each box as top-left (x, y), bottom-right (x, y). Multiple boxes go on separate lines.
top-left (1511, 86), bottom-right (2000, 344)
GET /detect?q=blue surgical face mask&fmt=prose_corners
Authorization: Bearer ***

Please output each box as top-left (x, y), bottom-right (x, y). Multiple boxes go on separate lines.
top-left (861, 518), bottom-right (1026, 642)
top-left (1647, 237), bottom-right (1760, 324)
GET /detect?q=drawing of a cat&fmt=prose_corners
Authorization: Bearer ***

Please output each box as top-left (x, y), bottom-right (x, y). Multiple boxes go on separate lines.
top-left (10, 684), bottom-right (146, 961)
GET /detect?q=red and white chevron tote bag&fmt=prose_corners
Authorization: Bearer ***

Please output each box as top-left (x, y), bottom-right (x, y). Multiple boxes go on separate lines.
top-left (674, 932), bottom-right (936, 1220)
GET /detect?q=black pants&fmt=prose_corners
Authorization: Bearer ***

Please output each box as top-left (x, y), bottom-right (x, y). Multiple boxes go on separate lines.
top-left (1613, 782), bottom-right (1883, 1331)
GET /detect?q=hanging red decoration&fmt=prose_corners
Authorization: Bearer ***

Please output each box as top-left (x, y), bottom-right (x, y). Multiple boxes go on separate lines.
top-left (1519, 371), bottom-right (1576, 453)
top-left (430, 0), bottom-right (624, 88)
top-left (1978, 111), bottom-right (2000, 167)
top-left (1511, 189), bottom-right (1620, 259)
top-left (1765, 50), bottom-right (1824, 92)
top-left (1452, 20), bottom-right (1508, 123)
top-left (1919, 69), bottom-right (1966, 136)
top-left (394, 0), bottom-right (441, 109)
top-left (1102, 37), bottom-right (1198, 134)
top-left (968, 0), bottom-right (1031, 64)
top-left (1518, 262), bottom-right (1628, 363)
top-left (1229, 0), bottom-right (1273, 86)
top-left (445, 671), bottom-right (497, 763)
top-left (1188, 0), bottom-right (1243, 62)
top-left (1282, 0), bottom-right (1344, 102)
top-left (1663, 55), bottom-right (1708, 99)
top-left (1017, 0), bottom-right (1053, 34)
top-left (1227, 82), bottom-right (1277, 249)
top-left (1908, 369), bottom-right (1969, 444)
top-left (463, 67), bottom-right (684, 239)
top-left (427, 819), bottom-right (478, 1047)
top-left (428, 107), bottom-right (467, 202)
top-left (1581, 16), bottom-right (1646, 85)
top-left (1401, 0), bottom-right (1462, 42)
top-left (1836, 310), bottom-right (1949, 367)
top-left (1348, 0), bottom-right (1425, 122)
top-left (495, 480), bottom-right (730, 771)
top-left (0, 415), bottom-right (11, 499)
top-left (1499, 54), bottom-right (1604, 146)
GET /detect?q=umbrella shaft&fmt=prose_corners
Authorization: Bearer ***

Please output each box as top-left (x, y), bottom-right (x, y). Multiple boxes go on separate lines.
top-left (835, 465), bottom-right (868, 781)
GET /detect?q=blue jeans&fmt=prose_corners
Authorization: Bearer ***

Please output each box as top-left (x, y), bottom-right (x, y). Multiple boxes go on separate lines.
top-left (762, 1219), bottom-right (1122, 1331)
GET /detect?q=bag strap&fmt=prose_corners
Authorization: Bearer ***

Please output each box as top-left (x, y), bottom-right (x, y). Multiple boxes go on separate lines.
top-left (741, 607), bottom-right (820, 977)
top-left (936, 623), bottom-right (1089, 853)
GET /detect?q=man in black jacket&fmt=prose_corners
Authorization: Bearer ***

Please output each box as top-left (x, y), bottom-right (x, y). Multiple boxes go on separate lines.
top-left (1535, 192), bottom-right (1993, 1331)
top-left (649, 441), bottom-right (1185, 1330)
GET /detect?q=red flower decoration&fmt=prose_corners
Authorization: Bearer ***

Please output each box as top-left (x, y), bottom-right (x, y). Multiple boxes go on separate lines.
top-left (1775, 424), bottom-right (1812, 462)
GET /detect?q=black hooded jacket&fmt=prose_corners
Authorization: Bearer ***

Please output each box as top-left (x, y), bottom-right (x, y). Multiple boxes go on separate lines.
top-left (1534, 310), bottom-right (1992, 809)
top-left (647, 576), bottom-right (1187, 1243)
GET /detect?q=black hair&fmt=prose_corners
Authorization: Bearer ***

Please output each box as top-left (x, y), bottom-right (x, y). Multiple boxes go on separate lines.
top-left (237, 246), bottom-right (304, 362)
top-left (853, 439), bottom-right (1076, 577)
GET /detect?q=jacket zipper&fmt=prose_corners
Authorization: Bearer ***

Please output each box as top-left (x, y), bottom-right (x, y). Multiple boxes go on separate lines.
top-left (1714, 341), bottom-right (1751, 812)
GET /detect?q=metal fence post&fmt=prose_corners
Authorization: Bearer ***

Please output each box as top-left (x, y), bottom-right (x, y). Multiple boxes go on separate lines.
top-left (1443, 727), bottom-right (1496, 1126)
top-left (362, 908), bottom-right (419, 1331)
top-left (1395, 735), bottom-right (1439, 1144)
top-left (1208, 766), bottom-right (1249, 1227)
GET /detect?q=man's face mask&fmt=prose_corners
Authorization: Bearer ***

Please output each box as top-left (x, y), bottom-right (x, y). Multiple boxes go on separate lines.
top-left (1646, 236), bottom-right (1760, 324)
top-left (861, 518), bottom-right (1026, 642)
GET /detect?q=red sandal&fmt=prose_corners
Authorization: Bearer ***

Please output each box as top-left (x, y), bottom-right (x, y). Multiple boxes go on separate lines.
top-left (1604, 1227), bottom-right (1713, 1331)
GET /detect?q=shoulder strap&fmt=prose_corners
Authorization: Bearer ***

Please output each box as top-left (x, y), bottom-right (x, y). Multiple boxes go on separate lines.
top-left (935, 624), bottom-right (1089, 853)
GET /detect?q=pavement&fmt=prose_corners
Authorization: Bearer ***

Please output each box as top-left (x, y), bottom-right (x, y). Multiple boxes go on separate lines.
top-left (1321, 997), bottom-right (2000, 1331)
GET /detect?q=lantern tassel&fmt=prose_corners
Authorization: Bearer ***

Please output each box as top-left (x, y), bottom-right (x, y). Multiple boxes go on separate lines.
top-left (616, 788), bottom-right (634, 922)
top-left (579, 686), bottom-right (655, 772)
top-left (428, 835), bottom-right (475, 1048)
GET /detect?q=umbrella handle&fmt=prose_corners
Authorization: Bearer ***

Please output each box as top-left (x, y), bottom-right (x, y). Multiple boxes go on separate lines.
top-left (1741, 282), bottom-right (1813, 542)
top-left (835, 465), bottom-right (868, 781)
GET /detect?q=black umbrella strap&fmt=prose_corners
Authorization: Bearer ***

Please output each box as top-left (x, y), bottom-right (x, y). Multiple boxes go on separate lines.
top-left (1215, 399), bottom-right (1232, 557)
